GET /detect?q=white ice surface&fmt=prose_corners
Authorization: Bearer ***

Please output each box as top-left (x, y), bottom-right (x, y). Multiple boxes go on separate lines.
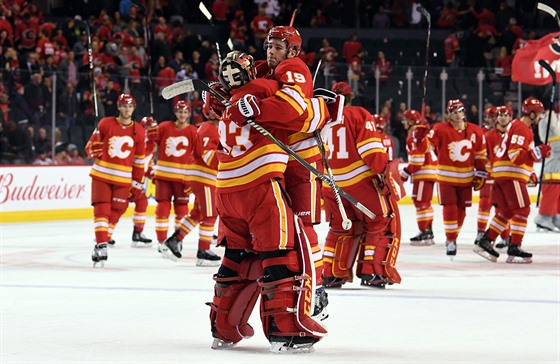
top-left (1, 204), bottom-right (559, 363)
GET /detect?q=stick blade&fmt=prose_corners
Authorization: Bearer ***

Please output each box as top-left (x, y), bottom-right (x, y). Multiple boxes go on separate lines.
top-left (538, 59), bottom-right (557, 83)
top-left (161, 79), bottom-right (196, 99)
top-left (199, 2), bottom-right (213, 22)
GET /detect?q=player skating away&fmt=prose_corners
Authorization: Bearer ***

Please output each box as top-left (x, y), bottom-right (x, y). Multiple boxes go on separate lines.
top-left (374, 114), bottom-right (395, 160)
top-left (85, 94), bottom-right (146, 267)
top-left (400, 109), bottom-right (437, 246)
top-left (534, 102), bottom-right (560, 232)
top-left (476, 97), bottom-right (552, 263)
top-left (162, 94), bottom-right (222, 266)
top-left (428, 99), bottom-right (488, 258)
top-left (207, 51), bottom-right (329, 353)
top-left (476, 106), bottom-right (513, 249)
top-left (322, 81), bottom-right (404, 289)
top-left (146, 100), bottom-right (199, 260)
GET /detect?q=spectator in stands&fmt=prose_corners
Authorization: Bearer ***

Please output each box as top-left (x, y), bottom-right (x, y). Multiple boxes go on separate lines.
top-left (53, 143), bottom-right (70, 165)
top-left (319, 38), bottom-right (338, 88)
top-left (230, 10), bottom-right (248, 50)
top-left (204, 52), bottom-right (220, 81)
top-left (100, 79), bottom-right (118, 117)
top-left (250, 4), bottom-right (274, 49)
top-left (67, 143), bottom-right (86, 165)
top-left (176, 62), bottom-right (198, 81)
top-left (168, 50), bottom-right (184, 73)
top-left (310, 9), bottom-right (327, 28)
top-left (32, 145), bottom-right (53, 165)
top-left (210, 0), bottom-right (228, 42)
top-left (5, 120), bottom-right (33, 164)
top-left (24, 73), bottom-right (47, 126)
top-left (21, 51), bottom-right (40, 85)
top-left (342, 32), bottom-right (362, 65)
top-left (58, 50), bottom-right (79, 88)
top-left (10, 83), bottom-right (32, 125)
top-left (58, 82), bottom-right (79, 127)
top-left (444, 31), bottom-right (461, 68)
top-left (41, 75), bottom-right (54, 125)
top-left (374, 50), bottom-right (393, 85)
top-left (437, 1), bottom-right (458, 28)
top-left (34, 126), bottom-right (51, 155)
top-left (372, 5), bottom-right (391, 29)
top-left (495, 46), bottom-right (512, 93)
top-left (188, 49), bottom-right (206, 79)
top-left (347, 48), bottom-right (366, 96)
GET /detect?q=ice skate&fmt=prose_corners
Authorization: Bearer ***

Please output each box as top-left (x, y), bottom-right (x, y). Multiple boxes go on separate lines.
top-left (445, 241), bottom-right (457, 259)
top-left (269, 335), bottom-right (315, 354)
top-left (360, 274), bottom-right (387, 289)
top-left (506, 245), bottom-right (532, 264)
top-left (196, 249), bottom-right (221, 267)
top-left (410, 229), bottom-right (435, 246)
top-left (162, 233), bottom-right (182, 261)
top-left (473, 234), bottom-right (499, 262)
top-left (131, 231), bottom-right (153, 247)
top-left (494, 237), bottom-right (510, 249)
top-left (323, 276), bottom-right (348, 288)
top-left (553, 215), bottom-right (560, 230)
top-left (107, 239), bottom-right (116, 246)
top-left (535, 214), bottom-right (560, 232)
top-left (92, 243), bottom-right (108, 268)
top-left (312, 286), bottom-right (329, 321)
top-left (211, 338), bottom-right (237, 350)
top-left (474, 231), bottom-right (484, 244)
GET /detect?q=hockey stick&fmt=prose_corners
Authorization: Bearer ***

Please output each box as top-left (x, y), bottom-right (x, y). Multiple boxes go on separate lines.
top-left (417, 5), bottom-right (431, 118)
top-left (161, 79), bottom-right (196, 99)
top-left (312, 59), bottom-right (352, 229)
top-left (194, 78), bottom-right (375, 219)
top-left (78, 19), bottom-right (99, 126)
top-left (141, 6), bottom-right (154, 116)
top-left (537, 2), bottom-right (560, 27)
top-left (289, 6), bottom-right (299, 27)
top-left (536, 59), bottom-right (557, 206)
top-left (199, 2), bottom-right (223, 63)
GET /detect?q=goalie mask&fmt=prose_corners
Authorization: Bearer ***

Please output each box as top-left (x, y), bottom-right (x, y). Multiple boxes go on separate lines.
top-left (218, 51), bottom-right (256, 91)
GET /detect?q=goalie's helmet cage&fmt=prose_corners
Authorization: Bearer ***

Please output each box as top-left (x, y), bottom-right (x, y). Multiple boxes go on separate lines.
top-left (264, 26), bottom-right (302, 56)
top-left (521, 97), bottom-right (544, 115)
top-left (218, 51), bottom-right (257, 90)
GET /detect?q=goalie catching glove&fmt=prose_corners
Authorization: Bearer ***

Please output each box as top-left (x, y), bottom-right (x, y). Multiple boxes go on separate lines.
top-left (128, 180), bottom-right (144, 201)
top-left (225, 94), bottom-right (261, 126)
top-left (472, 170), bottom-right (488, 191)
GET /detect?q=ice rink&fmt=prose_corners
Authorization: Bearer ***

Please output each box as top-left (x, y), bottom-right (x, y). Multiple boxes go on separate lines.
top-left (1, 204), bottom-right (559, 363)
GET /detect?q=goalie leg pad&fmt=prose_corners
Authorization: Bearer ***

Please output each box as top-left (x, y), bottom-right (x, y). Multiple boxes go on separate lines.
top-left (258, 249), bottom-right (327, 343)
top-left (208, 248), bottom-right (262, 345)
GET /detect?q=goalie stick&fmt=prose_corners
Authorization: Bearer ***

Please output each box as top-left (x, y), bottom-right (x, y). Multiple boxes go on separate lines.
top-left (177, 78), bottom-right (376, 219)
top-left (417, 5), bottom-right (431, 117)
top-left (536, 59), bottom-right (557, 206)
top-left (537, 2), bottom-right (560, 28)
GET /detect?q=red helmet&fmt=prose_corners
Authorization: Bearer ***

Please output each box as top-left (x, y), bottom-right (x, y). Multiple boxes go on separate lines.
top-left (265, 26), bottom-right (302, 55)
top-left (331, 81), bottom-right (352, 96)
top-left (403, 109), bottom-right (422, 124)
top-left (117, 93), bottom-right (135, 106)
top-left (484, 106), bottom-right (497, 119)
top-left (174, 100), bottom-right (190, 111)
top-left (521, 97), bottom-right (544, 115)
top-left (447, 99), bottom-right (465, 113)
top-left (496, 105), bottom-right (513, 117)
top-left (218, 51), bottom-right (257, 90)
top-left (373, 114), bottom-right (387, 130)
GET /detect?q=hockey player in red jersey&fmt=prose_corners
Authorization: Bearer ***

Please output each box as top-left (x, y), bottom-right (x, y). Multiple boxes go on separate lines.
top-left (400, 109), bottom-right (437, 246)
top-left (475, 106), bottom-right (512, 249)
top-left (207, 51), bottom-right (330, 353)
top-left (374, 114), bottom-right (395, 160)
top-left (321, 81), bottom-right (404, 289)
top-left (476, 97), bottom-right (551, 263)
top-left (428, 99), bottom-right (488, 258)
top-left (145, 100), bottom-right (200, 261)
top-left (162, 95), bottom-right (222, 266)
top-left (85, 94), bottom-right (146, 267)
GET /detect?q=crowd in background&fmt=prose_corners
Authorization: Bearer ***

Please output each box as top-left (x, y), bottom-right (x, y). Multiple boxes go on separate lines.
top-left (0, 0), bottom-right (556, 164)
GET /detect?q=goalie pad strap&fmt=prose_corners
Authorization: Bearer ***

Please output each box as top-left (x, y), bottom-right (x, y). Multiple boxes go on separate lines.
top-left (261, 251), bottom-right (300, 273)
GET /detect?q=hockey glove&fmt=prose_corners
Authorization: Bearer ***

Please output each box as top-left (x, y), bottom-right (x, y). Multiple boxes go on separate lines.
top-left (472, 170), bottom-right (488, 191)
top-left (527, 172), bottom-right (538, 188)
top-left (225, 94), bottom-right (261, 126)
top-left (141, 116), bottom-right (156, 128)
top-left (205, 82), bottom-right (229, 117)
top-left (86, 130), bottom-right (103, 159)
top-left (531, 144), bottom-right (551, 161)
top-left (400, 168), bottom-right (411, 182)
top-left (147, 125), bottom-right (159, 142)
top-left (128, 180), bottom-right (144, 201)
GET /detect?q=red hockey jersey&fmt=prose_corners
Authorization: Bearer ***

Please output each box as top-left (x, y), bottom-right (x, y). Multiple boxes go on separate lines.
top-left (152, 121), bottom-right (198, 183)
top-left (404, 124), bottom-right (437, 182)
top-left (428, 121), bottom-right (487, 186)
top-left (184, 121), bottom-right (220, 187)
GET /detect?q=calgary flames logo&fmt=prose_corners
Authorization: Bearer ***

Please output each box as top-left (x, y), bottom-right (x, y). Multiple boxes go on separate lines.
top-left (448, 139), bottom-right (472, 162)
top-left (165, 136), bottom-right (190, 157)
top-left (108, 136), bottom-right (134, 158)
